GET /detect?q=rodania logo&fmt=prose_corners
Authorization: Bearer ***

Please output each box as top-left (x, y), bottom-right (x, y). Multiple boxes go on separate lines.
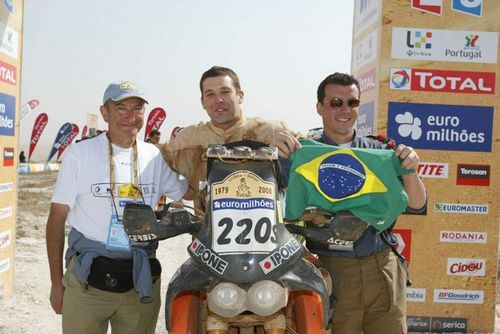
top-left (387, 102), bottom-right (493, 152)
top-left (390, 68), bottom-right (495, 94)
top-left (452, 0), bottom-right (482, 17)
top-left (411, 0), bottom-right (442, 15)
top-left (434, 289), bottom-right (484, 304)
top-left (440, 231), bottom-right (487, 244)
top-left (447, 258), bottom-right (485, 276)
top-left (434, 202), bottom-right (488, 214)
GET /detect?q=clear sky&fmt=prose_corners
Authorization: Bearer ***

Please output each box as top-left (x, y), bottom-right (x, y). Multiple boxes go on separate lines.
top-left (20, 0), bottom-right (354, 161)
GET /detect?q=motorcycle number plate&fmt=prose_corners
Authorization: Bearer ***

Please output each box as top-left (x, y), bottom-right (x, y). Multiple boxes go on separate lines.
top-left (211, 171), bottom-right (278, 255)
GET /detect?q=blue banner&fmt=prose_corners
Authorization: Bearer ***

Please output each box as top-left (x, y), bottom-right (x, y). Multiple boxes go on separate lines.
top-left (387, 102), bottom-right (493, 152)
top-left (47, 123), bottom-right (73, 162)
top-left (0, 92), bottom-right (15, 136)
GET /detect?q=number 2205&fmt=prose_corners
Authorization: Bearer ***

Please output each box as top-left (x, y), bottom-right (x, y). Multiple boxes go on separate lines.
top-left (217, 217), bottom-right (277, 245)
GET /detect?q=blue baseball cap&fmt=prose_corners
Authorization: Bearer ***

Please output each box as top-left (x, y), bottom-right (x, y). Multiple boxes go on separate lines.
top-left (102, 81), bottom-right (148, 105)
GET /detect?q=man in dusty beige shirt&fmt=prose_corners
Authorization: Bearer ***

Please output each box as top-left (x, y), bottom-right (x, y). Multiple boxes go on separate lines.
top-left (161, 66), bottom-right (301, 212)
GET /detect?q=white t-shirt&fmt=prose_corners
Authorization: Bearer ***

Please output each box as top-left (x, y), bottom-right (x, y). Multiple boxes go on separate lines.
top-left (52, 133), bottom-right (188, 244)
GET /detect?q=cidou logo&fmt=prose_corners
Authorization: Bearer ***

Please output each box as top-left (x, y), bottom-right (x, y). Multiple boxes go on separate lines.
top-left (440, 231), bottom-right (487, 244)
top-left (434, 289), bottom-right (484, 304)
top-left (390, 68), bottom-right (495, 94)
top-left (387, 102), bottom-right (493, 152)
top-left (456, 164), bottom-right (490, 186)
top-left (431, 317), bottom-right (467, 333)
top-left (452, 0), bottom-right (482, 17)
top-left (411, 0), bottom-right (442, 15)
top-left (434, 203), bottom-right (488, 214)
top-left (418, 162), bottom-right (448, 178)
top-left (447, 258), bottom-right (485, 276)
top-left (407, 288), bottom-right (425, 302)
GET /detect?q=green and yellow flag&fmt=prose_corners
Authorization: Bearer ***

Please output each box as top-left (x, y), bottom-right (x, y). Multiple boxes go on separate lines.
top-left (285, 140), bottom-right (413, 232)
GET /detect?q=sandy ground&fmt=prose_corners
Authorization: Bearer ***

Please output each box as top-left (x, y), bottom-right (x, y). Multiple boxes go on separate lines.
top-left (1, 171), bottom-right (499, 333)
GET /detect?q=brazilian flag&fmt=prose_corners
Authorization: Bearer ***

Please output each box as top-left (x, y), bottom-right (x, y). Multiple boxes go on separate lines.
top-left (285, 139), bottom-right (413, 232)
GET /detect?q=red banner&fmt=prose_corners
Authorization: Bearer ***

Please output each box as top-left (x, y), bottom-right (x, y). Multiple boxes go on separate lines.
top-left (28, 113), bottom-right (48, 161)
top-left (144, 107), bottom-right (166, 140)
top-left (57, 123), bottom-right (80, 160)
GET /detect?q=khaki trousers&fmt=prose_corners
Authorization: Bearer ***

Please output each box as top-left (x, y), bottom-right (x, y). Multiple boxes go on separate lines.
top-left (61, 261), bottom-right (161, 334)
top-left (320, 248), bottom-right (407, 334)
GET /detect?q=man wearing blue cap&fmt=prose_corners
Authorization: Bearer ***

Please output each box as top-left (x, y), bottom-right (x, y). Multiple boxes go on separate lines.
top-left (46, 81), bottom-right (188, 333)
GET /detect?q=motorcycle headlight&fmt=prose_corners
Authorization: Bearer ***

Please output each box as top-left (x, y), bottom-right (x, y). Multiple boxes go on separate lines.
top-left (207, 283), bottom-right (246, 317)
top-left (246, 280), bottom-right (288, 316)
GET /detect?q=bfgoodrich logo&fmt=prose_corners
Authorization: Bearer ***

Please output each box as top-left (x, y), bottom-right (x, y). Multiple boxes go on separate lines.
top-left (434, 203), bottom-right (488, 214)
top-left (407, 288), bottom-right (425, 302)
top-left (440, 230), bottom-right (487, 244)
top-left (434, 289), bottom-right (483, 304)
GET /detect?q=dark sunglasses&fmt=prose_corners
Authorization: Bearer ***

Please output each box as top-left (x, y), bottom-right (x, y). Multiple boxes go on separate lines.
top-left (324, 97), bottom-right (360, 109)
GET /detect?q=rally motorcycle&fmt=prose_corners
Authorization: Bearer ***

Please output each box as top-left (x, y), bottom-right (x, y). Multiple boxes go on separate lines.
top-left (123, 142), bottom-right (333, 333)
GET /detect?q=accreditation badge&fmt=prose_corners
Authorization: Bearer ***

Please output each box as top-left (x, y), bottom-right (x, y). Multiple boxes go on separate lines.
top-left (106, 213), bottom-right (131, 251)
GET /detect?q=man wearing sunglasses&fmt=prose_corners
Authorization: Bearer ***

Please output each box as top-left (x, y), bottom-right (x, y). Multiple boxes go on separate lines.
top-left (272, 72), bottom-right (427, 334)
top-left (46, 81), bottom-right (188, 334)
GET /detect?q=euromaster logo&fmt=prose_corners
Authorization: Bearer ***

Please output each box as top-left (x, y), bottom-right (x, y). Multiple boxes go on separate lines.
top-left (418, 162), bottom-right (448, 178)
top-left (387, 102), bottom-right (493, 152)
top-left (407, 288), bottom-right (426, 302)
top-left (390, 68), bottom-right (495, 94)
top-left (440, 230), bottom-right (487, 244)
top-left (447, 258), bottom-right (485, 276)
top-left (434, 289), bottom-right (483, 304)
top-left (457, 164), bottom-right (490, 186)
top-left (3, 147), bottom-right (14, 166)
top-left (411, 0), bottom-right (442, 15)
top-left (434, 203), bottom-right (488, 214)
top-left (391, 28), bottom-right (498, 64)
top-left (452, 0), bottom-right (482, 17)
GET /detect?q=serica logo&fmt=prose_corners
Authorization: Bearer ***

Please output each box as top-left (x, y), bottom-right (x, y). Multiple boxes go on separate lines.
top-left (395, 112), bottom-right (422, 140)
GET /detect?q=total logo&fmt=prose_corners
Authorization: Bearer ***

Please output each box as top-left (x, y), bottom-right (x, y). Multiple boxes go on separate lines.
top-left (390, 68), bottom-right (495, 94)
top-left (434, 289), bottom-right (484, 304)
top-left (387, 102), bottom-right (493, 152)
top-left (440, 230), bottom-right (487, 244)
top-left (418, 162), bottom-right (448, 178)
top-left (452, 0), bottom-right (482, 17)
top-left (447, 258), bottom-right (485, 276)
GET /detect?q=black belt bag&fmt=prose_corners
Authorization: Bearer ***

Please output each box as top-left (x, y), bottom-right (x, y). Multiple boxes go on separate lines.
top-left (87, 256), bottom-right (162, 293)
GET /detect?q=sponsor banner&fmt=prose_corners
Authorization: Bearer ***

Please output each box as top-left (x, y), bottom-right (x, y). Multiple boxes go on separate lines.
top-left (418, 162), bottom-right (448, 178)
top-left (387, 102), bottom-right (494, 152)
top-left (47, 122), bottom-right (73, 162)
top-left (57, 123), bottom-right (80, 160)
top-left (0, 22), bottom-right (18, 59)
top-left (3, 147), bottom-right (13, 166)
top-left (0, 206), bottom-right (13, 220)
top-left (353, 29), bottom-right (378, 71)
top-left (393, 229), bottom-right (411, 262)
top-left (451, 0), bottom-right (482, 17)
top-left (20, 99), bottom-right (40, 121)
top-left (440, 230), bottom-right (487, 244)
top-left (0, 182), bottom-right (13, 193)
top-left (407, 288), bottom-right (426, 302)
top-left (356, 101), bottom-right (374, 136)
top-left (353, 0), bottom-right (380, 37)
top-left (144, 107), bottom-right (166, 140)
top-left (0, 92), bottom-right (15, 136)
top-left (28, 113), bottom-right (48, 161)
top-left (407, 316), bottom-right (431, 332)
top-left (0, 60), bottom-right (16, 85)
top-left (431, 316), bottom-right (467, 333)
top-left (447, 258), bottom-right (485, 276)
top-left (411, 0), bottom-right (442, 15)
top-left (456, 164), bottom-right (490, 186)
top-left (0, 230), bottom-right (11, 250)
top-left (434, 203), bottom-right (488, 214)
top-left (434, 289), bottom-right (483, 304)
top-left (391, 28), bottom-right (498, 64)
top-left (0, 258), bottom-right (10, 274)
top-left (357, 68), bottom-right (376, 93)
top-left (390, 68), bottom-right (495, 94)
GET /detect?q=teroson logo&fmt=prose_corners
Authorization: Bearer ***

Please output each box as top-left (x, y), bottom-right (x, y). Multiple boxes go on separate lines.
top-left (392, 229), bottom-right (411, 262)
top-left (0, 230), bottom-right (11, 250)
top-left (411, 0), bottom-right (442, 15)
top-left (189, 239), bottom-right (228, 275)
top-left (434, 203), bottom-right (488, 214)
top-left (418, 162), bottom-right (448, 178)
top-left (407, 316), bottom-right (431, 332)
top-left (456, 164), bottom-right (490, 186)
top-left (259, 238), bottom-right (301, 274)
top-left (452, 0), bottom-right (482, 17)
top-left (447, 258), bottom-right (485, 276)
top-left (0, 182), bottom-right (13, 193)
top-left (391, 28), bottom-right (498, 64)
top-left (387, 102), bottom-right (493, 152)
top-left (407, 288), bottom-right (426, 302)
top-left (2, 147), bottom-right (13, 166)
top-left (431, 317), bottom-right (467, 333)
top-left (434, 289), bottom-right (483, 304)
top-left (390, 68), bottom-right (495, 94)
top-left (440, 230), bottom-right (487, 244)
